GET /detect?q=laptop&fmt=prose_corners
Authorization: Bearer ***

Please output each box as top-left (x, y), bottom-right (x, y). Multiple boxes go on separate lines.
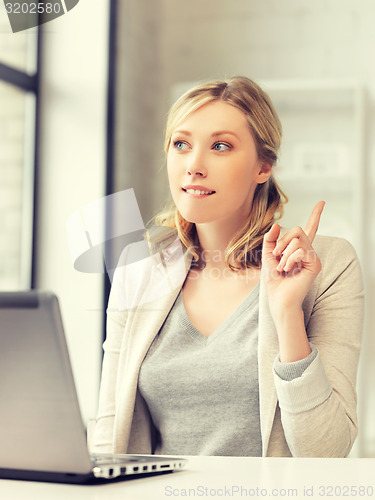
top-left (0, 290), bottom-right (187, 483)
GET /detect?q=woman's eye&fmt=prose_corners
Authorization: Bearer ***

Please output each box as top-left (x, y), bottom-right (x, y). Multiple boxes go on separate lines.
top-left (173, 140), bottom-right (188, 150)
top-left (213, 142), bottom-right (231, 152)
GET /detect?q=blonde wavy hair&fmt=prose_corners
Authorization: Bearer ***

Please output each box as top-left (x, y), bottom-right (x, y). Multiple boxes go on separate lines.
top-left (154, 76), bottom-right (288, 270)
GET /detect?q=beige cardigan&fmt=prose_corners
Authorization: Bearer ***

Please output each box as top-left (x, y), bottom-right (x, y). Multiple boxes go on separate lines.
top-left (92, 230), bottom-right (364, 457)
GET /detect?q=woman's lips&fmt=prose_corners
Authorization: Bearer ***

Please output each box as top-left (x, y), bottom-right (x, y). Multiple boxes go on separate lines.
top-left (182, 188), bottom-right (215, 198)
top-left (182, 186), bottom-right (216, 198)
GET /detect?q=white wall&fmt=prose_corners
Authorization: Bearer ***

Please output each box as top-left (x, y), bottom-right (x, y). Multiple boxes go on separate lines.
top-left (36, 0), bottom-right (109, 424)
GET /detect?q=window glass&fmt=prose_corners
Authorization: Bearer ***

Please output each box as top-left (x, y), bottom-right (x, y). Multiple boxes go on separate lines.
top-left (0, 81), bottom-right (35, 290)
top-left (0, 4), bottom-right (37, 73)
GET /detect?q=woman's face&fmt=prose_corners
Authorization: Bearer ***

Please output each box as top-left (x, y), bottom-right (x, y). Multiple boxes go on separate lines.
top-left (167, 100), bottom-right (271, 230)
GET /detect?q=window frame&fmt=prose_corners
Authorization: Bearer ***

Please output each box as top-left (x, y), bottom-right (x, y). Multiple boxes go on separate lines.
top-left (102, 0), bottom-right (118, 338)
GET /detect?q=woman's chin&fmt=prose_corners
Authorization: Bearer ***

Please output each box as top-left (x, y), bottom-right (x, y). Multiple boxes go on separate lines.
top-left (179, 210), bottom-right (215, 225)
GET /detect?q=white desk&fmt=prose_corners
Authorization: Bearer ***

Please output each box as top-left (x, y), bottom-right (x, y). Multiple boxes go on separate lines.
top-left (1, 456), bottom-right (374, 500)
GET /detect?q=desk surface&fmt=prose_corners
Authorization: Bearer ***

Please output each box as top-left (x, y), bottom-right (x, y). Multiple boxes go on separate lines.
top-left (1, 456), bottom-right (374, 500)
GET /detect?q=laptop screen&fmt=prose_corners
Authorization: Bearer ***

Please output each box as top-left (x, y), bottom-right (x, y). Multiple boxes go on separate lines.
top-left (0, 291), bottom-right (92, 475)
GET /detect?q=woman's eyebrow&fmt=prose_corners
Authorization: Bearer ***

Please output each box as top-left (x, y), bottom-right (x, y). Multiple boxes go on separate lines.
top-left (172, 130), bottom-right (239, 139)
top-left (172, 130), bottom-right (192, 136)
top-left (211, 130), bottom-right (239, 139)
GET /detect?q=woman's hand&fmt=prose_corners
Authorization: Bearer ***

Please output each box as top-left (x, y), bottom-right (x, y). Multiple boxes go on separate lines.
top-left (262, 201), bottom-right (325, 322)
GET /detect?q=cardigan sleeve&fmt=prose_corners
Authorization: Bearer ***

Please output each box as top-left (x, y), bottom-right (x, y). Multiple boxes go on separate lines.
top-left (273, 342), bottom-right (318, 381)
top-left (272, 237), bottom-right (364, 457)
top-left (90, 247), bottom-right (130, 453)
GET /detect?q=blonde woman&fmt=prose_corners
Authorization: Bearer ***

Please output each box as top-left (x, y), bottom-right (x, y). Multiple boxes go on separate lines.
top-left (92, 77), bottom-right (364, 457)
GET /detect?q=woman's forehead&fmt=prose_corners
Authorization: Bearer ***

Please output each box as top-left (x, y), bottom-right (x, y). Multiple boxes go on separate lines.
top-left (173, 101), bottom-right (250, 135)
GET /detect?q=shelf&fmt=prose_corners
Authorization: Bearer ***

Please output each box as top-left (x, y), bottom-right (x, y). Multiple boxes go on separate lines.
top-left (260, 78), bottom-right (362, 111)
top-left (275, 175), bottom-right (355, 194)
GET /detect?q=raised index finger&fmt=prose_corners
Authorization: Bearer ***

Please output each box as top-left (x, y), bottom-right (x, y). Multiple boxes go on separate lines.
top-left (305, 201), bottom-right (325, 243)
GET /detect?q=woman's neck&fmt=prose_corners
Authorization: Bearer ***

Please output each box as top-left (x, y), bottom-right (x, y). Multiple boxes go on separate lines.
top-left (195, 222), bottom-right (238, 271)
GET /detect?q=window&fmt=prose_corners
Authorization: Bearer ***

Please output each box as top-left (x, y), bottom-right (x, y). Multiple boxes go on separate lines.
top-left (0, 11), bottom-right (39, 290)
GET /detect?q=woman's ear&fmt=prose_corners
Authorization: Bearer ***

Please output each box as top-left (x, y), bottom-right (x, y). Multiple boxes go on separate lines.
top-left (255, 162), bottom-right (273, 184)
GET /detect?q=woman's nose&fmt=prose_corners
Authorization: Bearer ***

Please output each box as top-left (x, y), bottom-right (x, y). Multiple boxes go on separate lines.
top-left (186, 152), bottom-right (207, 177)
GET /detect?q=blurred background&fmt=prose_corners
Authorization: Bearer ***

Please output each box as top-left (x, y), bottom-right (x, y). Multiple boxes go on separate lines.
top-left (0, 0), bottom-right (373, 457)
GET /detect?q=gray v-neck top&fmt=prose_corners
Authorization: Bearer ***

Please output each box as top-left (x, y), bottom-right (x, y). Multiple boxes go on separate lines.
top-left (138, 283), bottom-right (262, 456)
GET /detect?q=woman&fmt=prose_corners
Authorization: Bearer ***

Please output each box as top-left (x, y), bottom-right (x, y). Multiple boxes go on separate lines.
top-left (92, 76), bottom-right (364, 457)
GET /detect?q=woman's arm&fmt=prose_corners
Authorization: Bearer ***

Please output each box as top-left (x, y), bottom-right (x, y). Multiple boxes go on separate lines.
top-left (273, 237), bottom-right (364, 457)
top-left (90, 250), bottom-right (130, 453)
top-left (272, 306), bottom-right (311, 362)
top-left (262, 202), bottom-right (364, 457)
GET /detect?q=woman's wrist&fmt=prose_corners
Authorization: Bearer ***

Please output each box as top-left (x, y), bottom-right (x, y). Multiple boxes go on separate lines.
top-left (271, 302), bottom-right (303, 323)
top-left (272, 306), bottom-right (311, 363)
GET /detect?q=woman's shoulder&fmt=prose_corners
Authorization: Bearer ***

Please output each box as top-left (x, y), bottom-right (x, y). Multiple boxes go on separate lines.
top-left (310, 236), bottom-right (361, 279)
top-left (313, 233), bottom-right (357, 257)
top-left (110, 226), bottom-right (190, 311)
top-left (112, 225), bottom-right (189, 290)
top-left (116, 226), bottom-right (180, 267)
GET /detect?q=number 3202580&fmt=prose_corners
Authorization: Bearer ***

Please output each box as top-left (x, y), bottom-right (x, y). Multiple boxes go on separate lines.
top-left (5, 3), bottom-right (62, 14)
top-left (318, 485), bottom-right (374, 496)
